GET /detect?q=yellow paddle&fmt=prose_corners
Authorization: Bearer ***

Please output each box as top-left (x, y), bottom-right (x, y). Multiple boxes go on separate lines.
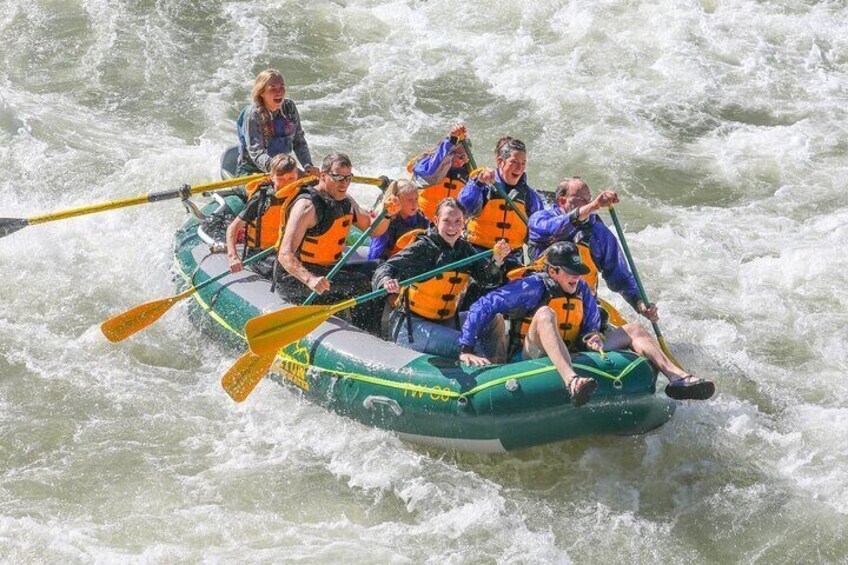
top-left (598, 297), bottom-right (629, 327)
top-left (101, 246), bottom-right (277, 342)
top-left (0, 174), bottom-right (389, 239)
top-left (221, 351), bottom-right (279, 403)
top-left (608, 206), bottom-right (684, 369)
top-left (221, 249), bottom-right (495, 402)
top-left (0, 174), bottom-right (265, 239)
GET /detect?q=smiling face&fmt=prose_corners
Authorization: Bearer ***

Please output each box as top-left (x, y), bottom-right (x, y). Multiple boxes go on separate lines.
top-left (320, 164), bottom-right (353, 201)
top-left (260, 76), bottom-right (286, 112)
top-left (496, 150), bottom-right (527, 185)
top-left (435, 206), bottom-right (464, 246)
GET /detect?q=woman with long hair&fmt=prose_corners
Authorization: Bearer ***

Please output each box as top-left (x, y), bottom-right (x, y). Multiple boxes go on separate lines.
top-left (235, 68), bottom-right (319, 177)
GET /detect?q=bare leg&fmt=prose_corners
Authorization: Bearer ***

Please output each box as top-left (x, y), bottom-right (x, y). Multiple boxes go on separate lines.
top-left (524, 307), bottom-right (598, 406)
top-left (479, 313), bottom-right (507, 364)
top-left (523, 307), bottom-right (586, 385)
top-left (605, 323), bottom-right (687, 381)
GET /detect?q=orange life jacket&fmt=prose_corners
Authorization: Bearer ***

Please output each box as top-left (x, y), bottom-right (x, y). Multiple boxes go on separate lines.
top-left (406, 153), bottom-right (469, 222)
top-left (390, 228), bottom-right (426, 257)
top-left (403, 270), bottom-right (471, 321)
top-left (465, 187), bottom-right (528, 249)
top-left (418, 178), bottom-right (466, 222)
top-left (290, 188), bottom-right (355, 266)
top-left (576, 242), bottom-right (599, 295)
top-left (517, 274), bottom-right (585, 351)
top-left (243, 179), bottom-right (284, 250)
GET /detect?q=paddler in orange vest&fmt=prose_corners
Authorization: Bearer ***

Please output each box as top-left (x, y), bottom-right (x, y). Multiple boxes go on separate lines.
top-left (458, 136), bottom-right (546, 271)
top-left (372, 198), bottom-right (511, 359)
top-left (367, 179), bottom-right (430, 262)
top-left (409, 124), bottom-right (472, 222)
top-left (459, 242), bottom-right (715, 403)
top-left (278, 152), bottom-right (399, 333)
top-left (225, 154), bottom-right (299, 275)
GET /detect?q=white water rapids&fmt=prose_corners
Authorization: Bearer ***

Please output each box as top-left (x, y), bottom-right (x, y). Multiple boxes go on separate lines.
top-left (1, 0), bottom-right (847, 562)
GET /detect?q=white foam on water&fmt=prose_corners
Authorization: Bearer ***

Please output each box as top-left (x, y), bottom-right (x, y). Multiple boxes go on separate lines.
top-left (3, 0), bottom-right (848, 561)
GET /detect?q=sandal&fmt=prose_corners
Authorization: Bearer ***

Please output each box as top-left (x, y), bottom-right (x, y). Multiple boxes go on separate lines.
top-left (567, 376), bottom-right (598, 407)
top-left (665, 374), bottom-right (715, 401)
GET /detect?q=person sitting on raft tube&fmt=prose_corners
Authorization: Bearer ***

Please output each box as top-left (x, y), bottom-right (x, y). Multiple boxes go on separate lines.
top-left (236, 68), bottom-right (320, 177)
top-left (367, 179), bottom-right (430, 262)
top-left (528, 177), bottom-right (715, 400)
top-left (372, 198), bottom-right (511, 360)
top-left (278, 152), bottom-right (399, 333)
top-left (458, 136), bottom-right (545, 270)
top-left (409, 124), bottom-right (472, 222)
top-left (459, 242), bottom-right (715, 403)
top-left (225, 154), bottom-right (299, 275)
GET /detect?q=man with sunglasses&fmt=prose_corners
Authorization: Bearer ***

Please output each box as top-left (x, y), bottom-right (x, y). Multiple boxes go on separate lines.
top-left (277, 152), bottom-right (398, 332)
top-left (458, 241), bottom-right (714, 405)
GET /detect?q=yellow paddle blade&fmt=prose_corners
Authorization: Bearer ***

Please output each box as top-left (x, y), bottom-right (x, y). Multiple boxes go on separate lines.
top-left (598, 298), bottom-right (629, 327)
top-left (245, 300), bottom-right (353, 356)
top-left (100, 288), bottom-right (193, 342)
top-left (221, 351), bottom-right (277, 402)
top-left (657, 336), bottom-right (684, 370)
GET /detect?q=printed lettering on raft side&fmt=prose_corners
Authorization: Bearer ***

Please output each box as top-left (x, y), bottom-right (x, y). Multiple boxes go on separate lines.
top-left (270, 342), bottom-right (311, 391)
top-left (404, 383), bottom-right (452, 401)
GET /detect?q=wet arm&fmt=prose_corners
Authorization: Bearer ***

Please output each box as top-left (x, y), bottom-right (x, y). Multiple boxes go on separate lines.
top-left (352, 199), bottom-right (391, 237)
top-left (278, 200), bottom-right (319, 286)
top-left (226, 217), bottom-right (247, 262)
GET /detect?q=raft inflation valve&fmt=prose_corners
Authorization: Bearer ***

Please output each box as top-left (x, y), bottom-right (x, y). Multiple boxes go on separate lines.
top-left (505, 379), bottom-right (520, 392)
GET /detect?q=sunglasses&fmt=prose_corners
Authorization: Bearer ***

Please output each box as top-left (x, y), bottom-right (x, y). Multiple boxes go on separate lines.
top-left (325, 173), bottom-right (354, 182)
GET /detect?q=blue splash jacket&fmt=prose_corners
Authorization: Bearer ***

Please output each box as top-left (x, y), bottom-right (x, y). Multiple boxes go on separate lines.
top-left (458, 275), bottom-right (600, 350)
top-left (528, 206), bottom-right (641, 309)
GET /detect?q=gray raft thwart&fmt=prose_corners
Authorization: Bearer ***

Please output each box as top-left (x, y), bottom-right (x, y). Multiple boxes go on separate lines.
top-left (174, 196), bottom-right (676, 453)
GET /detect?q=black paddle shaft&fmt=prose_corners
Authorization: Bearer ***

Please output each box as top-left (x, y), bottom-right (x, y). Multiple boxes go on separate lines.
top-left (0, 218), bottom-right (30, 239)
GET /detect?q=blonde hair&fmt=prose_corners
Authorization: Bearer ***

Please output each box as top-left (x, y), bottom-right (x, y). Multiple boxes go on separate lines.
top-left (251, 69), bottom-right (285, 143)
top-left (251, 68), bottom-right (285, 109)
top-left (385, 178), bottom-right (417, 199)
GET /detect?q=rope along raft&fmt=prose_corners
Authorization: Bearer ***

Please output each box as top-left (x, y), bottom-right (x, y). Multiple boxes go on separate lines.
top-left (178, 261), bottom-right (648, 400)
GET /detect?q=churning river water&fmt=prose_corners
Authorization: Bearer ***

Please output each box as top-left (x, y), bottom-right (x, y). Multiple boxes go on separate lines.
top-left (2, 0), bottom-right (848, 562)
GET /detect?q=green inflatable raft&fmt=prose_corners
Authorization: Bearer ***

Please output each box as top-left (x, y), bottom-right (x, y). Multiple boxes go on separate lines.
top-left (174, 190), bottom-right (675, 453)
